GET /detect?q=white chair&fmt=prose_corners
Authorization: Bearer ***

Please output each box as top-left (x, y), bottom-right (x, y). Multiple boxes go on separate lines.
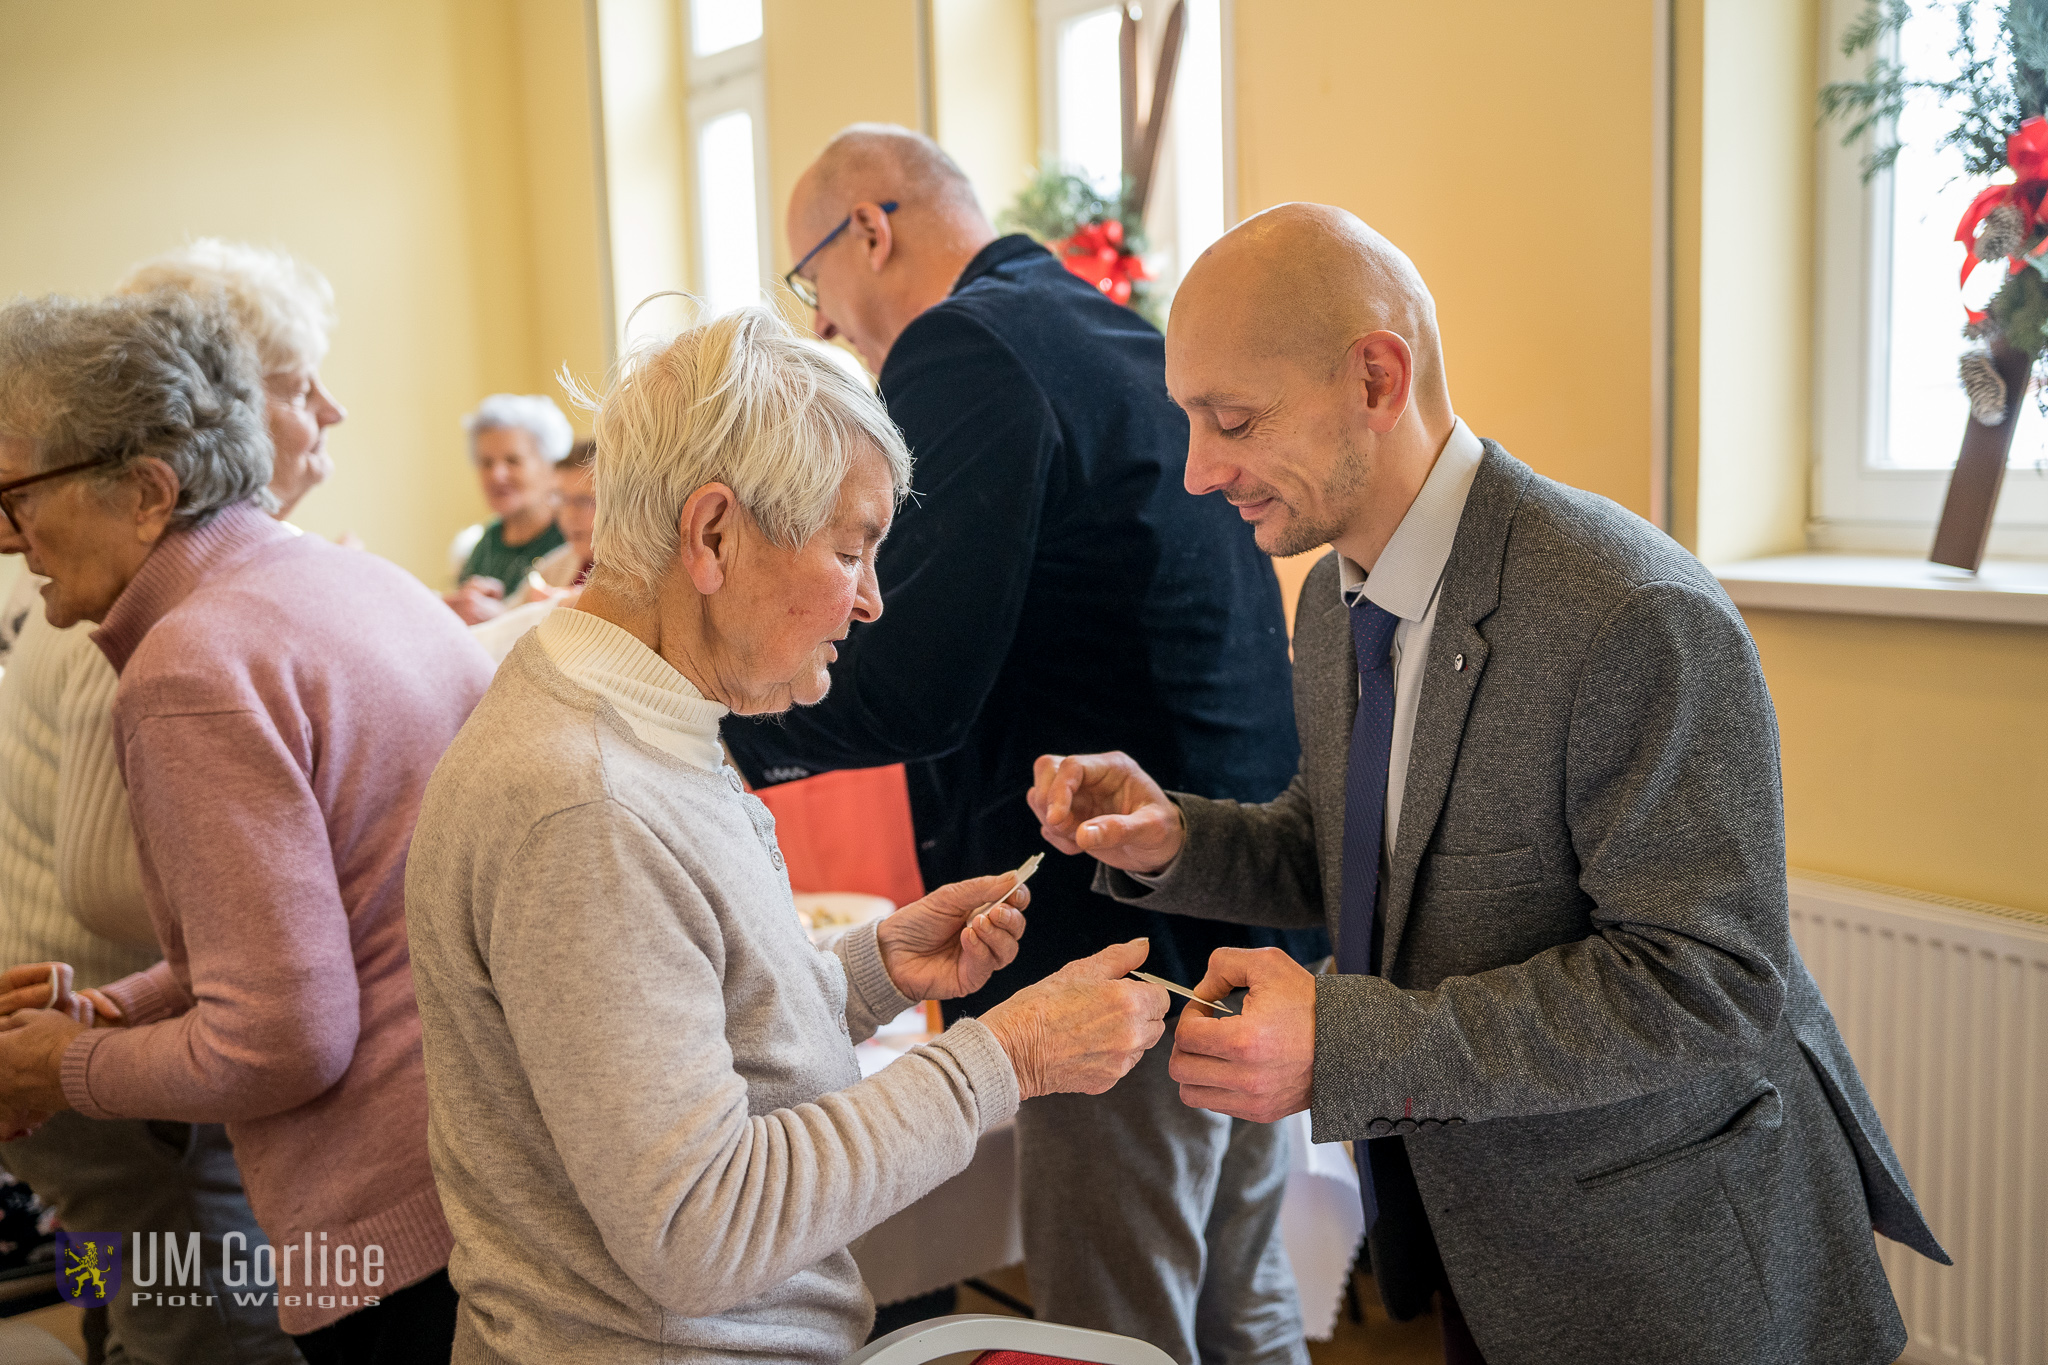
top-left (846, 1313), bottom-right (1175, 1365)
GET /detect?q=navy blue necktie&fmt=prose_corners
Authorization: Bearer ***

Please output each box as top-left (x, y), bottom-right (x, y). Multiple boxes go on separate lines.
top-left (1340, 595), bottom-right (1401, 1232)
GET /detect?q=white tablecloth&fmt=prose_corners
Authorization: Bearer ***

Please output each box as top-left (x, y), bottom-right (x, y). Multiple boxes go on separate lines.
top-left (847, 1010), bottom-right (1365, 1339)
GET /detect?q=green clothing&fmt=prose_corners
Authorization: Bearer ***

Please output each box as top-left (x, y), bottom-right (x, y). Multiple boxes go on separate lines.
top-left (461, 518), bottom-right (565, 591)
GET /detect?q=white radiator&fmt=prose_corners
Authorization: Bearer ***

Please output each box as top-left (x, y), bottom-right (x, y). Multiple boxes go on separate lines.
top-left (1789, 872), bottom-right (2048, 1365)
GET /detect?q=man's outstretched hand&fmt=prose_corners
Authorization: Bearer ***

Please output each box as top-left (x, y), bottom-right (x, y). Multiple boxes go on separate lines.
top-left (1028, 752), bottom-right (1185, 877)
top-left (1169, 947), bottom-right (1317, 1123)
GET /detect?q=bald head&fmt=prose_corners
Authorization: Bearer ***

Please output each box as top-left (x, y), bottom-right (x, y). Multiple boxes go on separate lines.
top-left (1169, 205), bottom-right (1458, 566)
top-left (785, 125), bottom-right (998, 372)
top-left (1174, 203), bottom-right (1449, 415)
top-left (793, 124), bottom-right (989, 248)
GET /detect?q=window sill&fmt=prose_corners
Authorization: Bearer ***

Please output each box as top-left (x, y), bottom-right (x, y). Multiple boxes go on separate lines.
top-left (1711, 554), bottom-right (2048, 626)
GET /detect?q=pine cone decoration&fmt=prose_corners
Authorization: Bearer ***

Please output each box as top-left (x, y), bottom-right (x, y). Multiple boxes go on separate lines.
top-left (1960, 350), bottom-right (2009, 425)
top-left (1974, 203), bottom-right (2027, 262)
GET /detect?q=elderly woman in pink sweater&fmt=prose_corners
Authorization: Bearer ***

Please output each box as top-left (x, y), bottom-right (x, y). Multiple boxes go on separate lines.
top-left (0, 291), bottom-right (492, 1363)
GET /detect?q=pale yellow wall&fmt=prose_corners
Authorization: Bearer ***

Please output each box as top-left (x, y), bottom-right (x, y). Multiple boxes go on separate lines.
top-left (1245, 0), bottom-right (2039, 916)
top-left (1232, 2), bottom-right (1662, 517)
top-left (1747, 612), bottom-right (2048, 913)
top-left (1675, 0), bottom-right (1815, 563)
top-left (0, 0), bottom-right (606, 587)
top-left (761, 1), bottom-right (924, 272)
top-left (933, 0), bottom-right (1039, 219)
top-left (597, 0), bottom-right (693, 351)
top-left (518, 0), bottom-right (615, 390)
top-left (1672, 0), bottom-right (2042, 910)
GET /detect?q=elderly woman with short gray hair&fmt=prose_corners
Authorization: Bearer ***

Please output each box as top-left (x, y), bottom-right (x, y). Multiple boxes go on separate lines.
top-left (444, 393), bottom-right (574, 624)
top-left (0, 238), bottom-right (344, 1365)
top-left (405, 306), bottom-right (1169, 1365)
top-left (0, 291), bottom-right (493, 1363)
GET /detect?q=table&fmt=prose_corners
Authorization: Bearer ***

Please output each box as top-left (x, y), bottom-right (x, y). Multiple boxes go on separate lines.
top-left (847, 1010), bottom-right (1365, 1339)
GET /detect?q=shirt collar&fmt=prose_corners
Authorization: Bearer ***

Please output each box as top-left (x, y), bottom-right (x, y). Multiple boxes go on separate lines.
top-left (1337, 417), bottom-right (1485, 621)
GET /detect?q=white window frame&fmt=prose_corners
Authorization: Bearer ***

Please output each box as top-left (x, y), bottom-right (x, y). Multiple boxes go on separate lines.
top-left (685, 11), bottom-right (771, 314)
top-left (1032, 0), bottom-right (1234, 293)
top-left (1812, 0), bottom-right (2048, 555)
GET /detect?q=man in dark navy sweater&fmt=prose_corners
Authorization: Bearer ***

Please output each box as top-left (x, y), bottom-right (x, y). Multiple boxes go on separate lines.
top-left (723, 125), bottom-right (1321, 1364)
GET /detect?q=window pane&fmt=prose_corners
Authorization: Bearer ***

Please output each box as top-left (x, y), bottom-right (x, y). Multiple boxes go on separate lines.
top-left (698, 110), bottom-right (761, 314)
top-left (1058, 8), bottom-right (1123, 193)
top-left (1173, 0), bottom-right (1226, 265)
top-left (691, 0), bottom-right (762, 57)
top-left (1884, 3), bottom-right (2040, 469)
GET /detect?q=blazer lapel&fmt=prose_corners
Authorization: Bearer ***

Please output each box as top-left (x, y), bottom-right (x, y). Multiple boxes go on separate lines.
top-left (1377, 446), bottom-right (1527, 976)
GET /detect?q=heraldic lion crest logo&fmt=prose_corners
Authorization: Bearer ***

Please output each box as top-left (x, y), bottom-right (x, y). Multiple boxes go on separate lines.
top-left (55, 1231), bottom-right (122, 1305)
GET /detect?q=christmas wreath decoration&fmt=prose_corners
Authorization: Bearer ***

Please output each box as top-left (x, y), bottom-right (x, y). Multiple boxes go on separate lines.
top-left (997, 166), bottom-right (1160, 326)
top-left (1824, 0), bottom-right (2048, 421)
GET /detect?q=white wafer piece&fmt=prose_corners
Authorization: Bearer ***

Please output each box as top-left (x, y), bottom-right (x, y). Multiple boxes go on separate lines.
top-left (1127, 970), bottom-right (1236, 1015)
top-left (967, 852), bottom-right (1044, 922)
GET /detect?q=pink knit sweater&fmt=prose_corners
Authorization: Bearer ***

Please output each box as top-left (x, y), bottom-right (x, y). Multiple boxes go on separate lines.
top-left (59, 504), bottom-right (492, 1334)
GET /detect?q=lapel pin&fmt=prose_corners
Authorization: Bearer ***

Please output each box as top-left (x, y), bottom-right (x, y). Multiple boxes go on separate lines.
top-left (1453, 653), bottom-right (1466, 671)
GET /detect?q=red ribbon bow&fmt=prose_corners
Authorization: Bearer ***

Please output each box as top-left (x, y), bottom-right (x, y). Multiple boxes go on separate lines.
top-left (1056, 219), bottom-right (1151, 307)
top-left (1954, 116), bottom-right (2048, 321)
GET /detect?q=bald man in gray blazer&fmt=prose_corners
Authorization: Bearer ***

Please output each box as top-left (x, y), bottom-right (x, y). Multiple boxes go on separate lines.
top-left (1030, 204), bottom-right (1948, 1365)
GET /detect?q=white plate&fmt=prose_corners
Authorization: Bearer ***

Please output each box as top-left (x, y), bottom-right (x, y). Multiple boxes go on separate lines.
top-left (794, 891), bottom-right (894, 945)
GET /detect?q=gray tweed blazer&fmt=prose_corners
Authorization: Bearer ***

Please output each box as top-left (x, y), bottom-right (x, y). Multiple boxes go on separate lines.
top-left (1100, 444), bottom-right (1948, 1365)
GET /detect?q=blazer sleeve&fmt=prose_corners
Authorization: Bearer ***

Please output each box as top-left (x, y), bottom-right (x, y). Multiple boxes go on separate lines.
top-left (1091, 777), bottom-right (1327, 932)
top-left (1309, 580), bottom-right (1792, 1139)
top-left (723, 308), bottom-right (1058, 783)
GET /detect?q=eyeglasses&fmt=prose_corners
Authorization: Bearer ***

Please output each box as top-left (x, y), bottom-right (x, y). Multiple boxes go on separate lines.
top-left (783, 201), bottom-right (898, 309)
top-left (0, 455), bottom-right (120, 534)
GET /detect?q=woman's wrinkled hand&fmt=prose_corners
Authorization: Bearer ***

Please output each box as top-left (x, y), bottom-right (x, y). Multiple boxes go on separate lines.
top-left (0, 963), bottom-right (75, 1020)
top-left (876, 873), bottom-right (1031, 1002)
top-left (443, 578), bottom-right (507, 625)
top-left (77, 989), bottom-right (124, 1028)
top-left (981, 939), bottom-right (1169, 1100)
top-left (0, 1008), bottom-right (84, 1136)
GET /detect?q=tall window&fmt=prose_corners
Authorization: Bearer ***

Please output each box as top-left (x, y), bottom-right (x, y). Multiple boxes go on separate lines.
top-left (1036, 0), bottom-right (1231, 293)
top-left (687, 0), bottom-right (770, 315)
top-left (1814, 0), bottom-right (2048, 553)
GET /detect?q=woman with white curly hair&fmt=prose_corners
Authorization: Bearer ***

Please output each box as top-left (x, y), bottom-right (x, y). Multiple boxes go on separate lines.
top-left (117, 238), bottom-right (349, 519)
top-left (0, 239), bottom-right (347, 1365)
top-left (444, 393), bottom-right (573, 624)
top-left (405, 305), bottom-right (1170, 1364)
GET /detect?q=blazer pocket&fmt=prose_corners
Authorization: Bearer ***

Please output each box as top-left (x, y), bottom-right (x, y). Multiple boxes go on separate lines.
top-left (1423, 845), bottom-right (1541, 893)
top-left (1576, 1081), bottom-right (1784, 1190)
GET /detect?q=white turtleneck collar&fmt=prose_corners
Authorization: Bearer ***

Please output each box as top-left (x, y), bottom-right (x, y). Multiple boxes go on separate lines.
top-left (535, 608), bottom-right (730, 771)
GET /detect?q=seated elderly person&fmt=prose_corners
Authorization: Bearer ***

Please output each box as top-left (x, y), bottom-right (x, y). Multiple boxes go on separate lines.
top-left (468, 439), bottom-right (598, 665)
top-left (444, 393), bottom-right (572, 624)
top-left (0, 292), bottom-right (494, 1359)
top-left (405, 306), bottom-right (1170, 1365)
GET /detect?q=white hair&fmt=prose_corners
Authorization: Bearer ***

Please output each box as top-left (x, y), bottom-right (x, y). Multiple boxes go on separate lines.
top-left (570, 301), bottom-right (911, 598)
top-left (464, 393), bottom-right (575, 464)
top-left (114, 239), bottom-right (336, 377)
